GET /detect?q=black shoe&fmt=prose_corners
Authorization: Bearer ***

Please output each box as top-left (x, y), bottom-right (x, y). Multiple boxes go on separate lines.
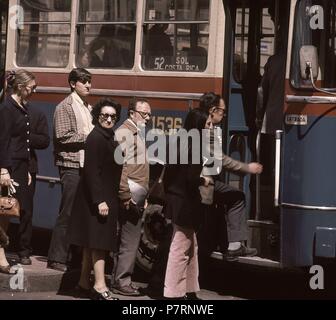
top-left (91, 288), bottom-right (119, 300)
top-left (20, 256), bottom-right (32, 265)
top-left (225, 245), bottom-right (258, 261)
top-left (47, 261), bottom-right (68, 272)
top-left (185, 292), bottom-right (202, 300)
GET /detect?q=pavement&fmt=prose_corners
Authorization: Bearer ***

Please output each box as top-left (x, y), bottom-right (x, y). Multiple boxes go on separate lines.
top-left (0, 255), bottom-right (240, 300)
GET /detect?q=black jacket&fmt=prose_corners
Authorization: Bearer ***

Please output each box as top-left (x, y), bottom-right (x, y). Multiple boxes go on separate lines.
top-left (68, 125), bottom-right (122, 251)
top-left (163, 141), bottom-right (204, 230)
top-left (0, 96), bottom-right (30, 170)
top-left (28, 105), bottom-right (50, 174)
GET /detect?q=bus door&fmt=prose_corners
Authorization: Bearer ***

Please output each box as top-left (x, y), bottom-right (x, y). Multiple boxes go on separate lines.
top-left (0, 1), bottom-right (8, 101)
top-left (223, 0), bottom-right (290, 261)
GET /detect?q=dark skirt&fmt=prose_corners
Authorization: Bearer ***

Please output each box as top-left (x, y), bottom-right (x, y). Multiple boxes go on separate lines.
top-left (67, 182), bottom-right (119, 252)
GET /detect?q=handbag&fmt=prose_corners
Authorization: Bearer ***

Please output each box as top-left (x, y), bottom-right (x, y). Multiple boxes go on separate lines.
top-left (147, 165), bottom-right (166, 205)
top-left (0, 186), bottom-right (20, 218)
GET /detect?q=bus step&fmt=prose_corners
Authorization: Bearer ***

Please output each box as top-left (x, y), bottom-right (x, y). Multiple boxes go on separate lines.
top-left (210, 251), bottom-right (281, 268)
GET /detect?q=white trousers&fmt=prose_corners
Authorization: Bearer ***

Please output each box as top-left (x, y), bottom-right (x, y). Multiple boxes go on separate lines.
top-left (164, 224), bottom-right (200, 298)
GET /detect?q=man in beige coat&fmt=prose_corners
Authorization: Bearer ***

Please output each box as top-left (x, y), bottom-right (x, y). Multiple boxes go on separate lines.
top-left (112, 98), bottom-right (151, 296)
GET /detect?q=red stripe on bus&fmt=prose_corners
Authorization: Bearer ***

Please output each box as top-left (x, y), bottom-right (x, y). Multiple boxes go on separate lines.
top-left (34, 72), bottom-right (223, 93)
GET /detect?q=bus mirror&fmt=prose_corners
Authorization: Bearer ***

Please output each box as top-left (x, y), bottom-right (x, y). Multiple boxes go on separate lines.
top-left (299, 45), bottom-right (319, 80)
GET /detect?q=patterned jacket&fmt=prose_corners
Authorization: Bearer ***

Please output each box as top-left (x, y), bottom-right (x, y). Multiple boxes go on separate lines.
top-left (53, 94), bottom-right (87, 168)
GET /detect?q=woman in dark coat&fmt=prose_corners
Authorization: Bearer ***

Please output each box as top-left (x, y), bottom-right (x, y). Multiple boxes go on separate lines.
top-left (0, 69), bottom-right (37, 270)
top-left (163, 108), bottom-right (213, 299)
top-left (67, 98), bottom-right (122, 300)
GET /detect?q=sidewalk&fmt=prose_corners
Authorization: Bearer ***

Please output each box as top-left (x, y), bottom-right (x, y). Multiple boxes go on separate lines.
top-left (0, 254), bottom-right (239, 300)
top-left (0, 255), bottom-right (78, 293)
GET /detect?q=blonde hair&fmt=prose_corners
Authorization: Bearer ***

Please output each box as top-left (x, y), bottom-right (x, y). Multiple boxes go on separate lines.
top-left (6, 69), bottom-right (35, 92)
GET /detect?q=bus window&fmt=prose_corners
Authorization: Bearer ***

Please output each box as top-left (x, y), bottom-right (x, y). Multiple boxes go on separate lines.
top-left (233, 7), bottom-right (249, 83)
top-left (142, 0), bottom-right (210, 72)
top-left (291, 0), bottom-right (336, 89)
top-left (16, 0), bottom-right (71, 68)
top-left (76, 0), bottom-right (136, 69)
top-left (260, 8), bottom-right (275, 76)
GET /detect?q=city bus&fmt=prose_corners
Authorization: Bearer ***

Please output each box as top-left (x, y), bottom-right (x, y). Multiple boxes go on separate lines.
top-left (1, 0), bottom-right (336, 270)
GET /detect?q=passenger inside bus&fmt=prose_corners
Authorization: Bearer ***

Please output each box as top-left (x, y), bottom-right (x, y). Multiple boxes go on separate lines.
top-left (182, 25), bottom-right (208, 71)
top-left (144, 24), bottom-right (173, 68)
top-left (87, 24), bottom-right (130, 68)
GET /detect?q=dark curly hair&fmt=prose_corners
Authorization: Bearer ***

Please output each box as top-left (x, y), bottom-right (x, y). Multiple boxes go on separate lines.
top-left (183, 108), bottom-right (208, 132)
top-left (199, 92), bottom-right (221, 113)
top-left (91, 97), bottom-right (122, 125)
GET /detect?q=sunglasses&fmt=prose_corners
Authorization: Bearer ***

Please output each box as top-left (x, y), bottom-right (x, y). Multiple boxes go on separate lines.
top-left (134, 110), bottom-right (152, 119)
top-left (99, 113), bottom-right (117, 121)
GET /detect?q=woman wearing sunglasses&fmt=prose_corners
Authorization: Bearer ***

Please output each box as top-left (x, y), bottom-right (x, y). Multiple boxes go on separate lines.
top-left (67, 98), bottom-right (122, 300)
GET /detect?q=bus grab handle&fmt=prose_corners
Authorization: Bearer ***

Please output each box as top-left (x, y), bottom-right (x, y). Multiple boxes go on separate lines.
top-left (274, 130), bottom-right (283, 207)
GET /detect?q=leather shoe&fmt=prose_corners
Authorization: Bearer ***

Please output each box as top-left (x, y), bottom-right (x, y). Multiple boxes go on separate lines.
top-left (20, 256), bottom-right (32, 265)
top-left (225, 245), bottom-right (257, 261)
top-left (47, 261), bottom-right (68, 272)
top-left (112, 284), bottom-right (142, 296)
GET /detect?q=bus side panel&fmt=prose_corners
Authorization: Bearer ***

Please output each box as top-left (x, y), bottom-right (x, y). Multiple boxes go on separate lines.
top-left (282, 115), bottom-right (336, 206)
top-left (281, 210), bottom-right (336, 266)
top-left (281, 113), bottom-right (336, 266)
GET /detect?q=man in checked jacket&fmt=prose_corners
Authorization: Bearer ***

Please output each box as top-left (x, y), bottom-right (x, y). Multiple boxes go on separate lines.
top-left (47, 68), bottom-right (93, 272)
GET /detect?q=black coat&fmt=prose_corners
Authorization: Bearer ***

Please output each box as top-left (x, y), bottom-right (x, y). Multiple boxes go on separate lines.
top-left (0, 96), bottom-right (30, 169)
top-left (68, 126), bottom-right (122, 251)
top-left (28, 105), bottom-right (50, 174)
top-left (163, 144), bottom-right (204, 230)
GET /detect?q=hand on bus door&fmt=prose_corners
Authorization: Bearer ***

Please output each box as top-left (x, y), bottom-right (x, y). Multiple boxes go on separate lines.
top-left (98, 202), bottom-right (109, 216)
top-left (247, 162), bottom-right (263, 175)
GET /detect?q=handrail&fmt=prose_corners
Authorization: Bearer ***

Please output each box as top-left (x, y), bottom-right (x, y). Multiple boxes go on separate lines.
top-left (255, 130), bottom-right (261, 220)
top-left (274, 130), bottom-right (283, 207)
top-left (36, 175), bottom-right (60, 184)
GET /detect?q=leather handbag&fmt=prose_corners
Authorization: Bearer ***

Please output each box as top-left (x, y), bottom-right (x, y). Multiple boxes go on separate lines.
top-left (0, 187), bottom-right (20, 218)
top-left (147, 166), bottom-right (166, 205)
